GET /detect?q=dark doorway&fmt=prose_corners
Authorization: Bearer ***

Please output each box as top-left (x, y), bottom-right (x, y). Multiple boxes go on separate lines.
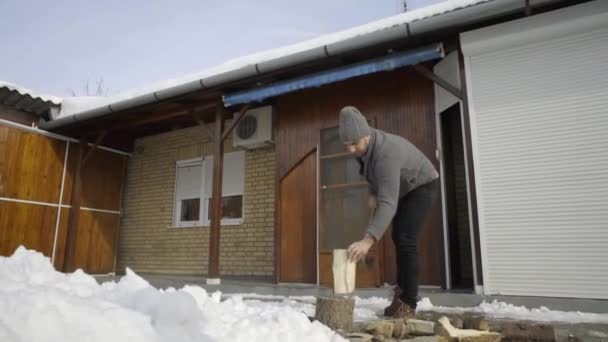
top-left (440, 103), bottom-right (474, 290)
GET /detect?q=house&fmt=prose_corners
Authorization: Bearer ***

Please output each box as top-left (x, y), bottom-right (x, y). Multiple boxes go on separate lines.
top-left (1, 0), bottom-right (606, 300)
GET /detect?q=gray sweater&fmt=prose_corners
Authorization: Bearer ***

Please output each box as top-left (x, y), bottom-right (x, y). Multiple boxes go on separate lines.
top-left (360, 129), bottom-right (439, 240)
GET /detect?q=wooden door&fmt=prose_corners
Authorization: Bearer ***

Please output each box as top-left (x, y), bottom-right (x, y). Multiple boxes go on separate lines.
top-left (274, 68), bottom-right (444, 287)
top-left (318, 126), bottom-right (381, 288)
top-left (278, 150), bottom-right (317, 283)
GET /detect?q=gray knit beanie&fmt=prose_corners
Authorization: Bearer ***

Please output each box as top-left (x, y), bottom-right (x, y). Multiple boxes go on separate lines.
top-left (339, 106), bottom-right (370, 143)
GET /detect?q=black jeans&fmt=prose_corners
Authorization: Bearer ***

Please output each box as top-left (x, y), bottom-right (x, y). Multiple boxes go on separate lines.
top-left (392, 179), bottom-right (438, 308)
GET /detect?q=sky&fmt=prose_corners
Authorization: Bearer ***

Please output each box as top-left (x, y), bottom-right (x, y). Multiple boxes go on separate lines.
top-left (0, 0), bottom-right (443, 97)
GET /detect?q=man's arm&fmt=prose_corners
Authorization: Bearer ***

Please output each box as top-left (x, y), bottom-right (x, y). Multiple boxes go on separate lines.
top-left (366, 158), bottom-right (401, 240)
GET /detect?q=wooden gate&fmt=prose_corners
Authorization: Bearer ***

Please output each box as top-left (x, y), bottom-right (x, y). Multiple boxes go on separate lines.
top-left (0, 120), bottom-right (127, 274)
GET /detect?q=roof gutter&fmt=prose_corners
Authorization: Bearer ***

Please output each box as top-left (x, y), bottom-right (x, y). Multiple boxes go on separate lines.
top-left (38, 0), bottom-right (554, 130)
top-left (223, 44), bottom-right (444, 106)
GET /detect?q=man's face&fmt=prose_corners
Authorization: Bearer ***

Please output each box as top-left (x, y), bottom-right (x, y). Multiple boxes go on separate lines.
top-left (345, 135), bottom-right (370, 157)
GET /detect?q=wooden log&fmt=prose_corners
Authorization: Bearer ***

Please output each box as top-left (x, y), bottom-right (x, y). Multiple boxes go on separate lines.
top-left (492, 322), bottom-right (556, 341)
top-left (417, 311), bottom-right (465, 329)
top-left (463, 315), bottom-right (490, 332)
top-left (315, 296), bottom-right (355, 332)
top-left (344, 332), bottom-right (374, 342)
top-left (393, 319), bottom-right (407, 338)
top-left (435, 316), bottom-right (502, 342)
top-left (406, 319), bottom-right (437, 336)
top-left (364, 320), bottom-right (394, 338)
top-left (402, 337), bottom-right (449, 342)
top-left (364, 318), bottom-right (437, 339)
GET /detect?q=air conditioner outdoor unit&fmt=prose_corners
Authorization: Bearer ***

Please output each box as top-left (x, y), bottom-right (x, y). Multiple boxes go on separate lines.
top-left (232, 105), bottom-right (274, 149)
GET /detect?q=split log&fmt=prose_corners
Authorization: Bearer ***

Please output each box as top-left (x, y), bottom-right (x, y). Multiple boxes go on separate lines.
top-left (463, 315), bottom-right (490, 331)
top-left (364, 318), bottom-right (436, 339)
top-left (364, 320), bottom-right (394, 338)
top-left (402, 337), bottom-right (449, 342)
top-left (493, 322), bottom-right (556, 341)
top-left (406, 319), bottom-right (437, 336)
top-left (393, 319), bottom-right (407, 338)
top-left (417, 311), bottom-right (465, 329)
top-left (315, 296), bottom-right (355, 332)
top-left (344, 332), bottom-right (374, 342)
top-left (435, 316), bottom-right (502, 342)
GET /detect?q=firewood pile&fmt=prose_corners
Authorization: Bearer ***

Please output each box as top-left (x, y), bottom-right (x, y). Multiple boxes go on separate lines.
top-left (342, 312), bottom-right (563, 342)
top-left (344, 315), bottom-right (502, 342)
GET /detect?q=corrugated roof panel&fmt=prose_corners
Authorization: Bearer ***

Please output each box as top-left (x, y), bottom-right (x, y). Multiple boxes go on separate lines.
top-left (0, 82), bottom-right (60, 116)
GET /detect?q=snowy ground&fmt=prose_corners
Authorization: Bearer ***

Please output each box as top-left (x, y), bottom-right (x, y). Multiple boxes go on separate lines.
top-left (2, 247), bottom-right (608, 342)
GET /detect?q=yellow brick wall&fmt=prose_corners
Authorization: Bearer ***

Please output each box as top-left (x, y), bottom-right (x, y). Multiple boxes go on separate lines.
top-left (117, 123), bottom-right (275, 277)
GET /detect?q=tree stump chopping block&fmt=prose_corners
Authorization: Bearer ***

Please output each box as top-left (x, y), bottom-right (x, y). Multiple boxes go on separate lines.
top-left (315, 296), bottom-right (355, 332)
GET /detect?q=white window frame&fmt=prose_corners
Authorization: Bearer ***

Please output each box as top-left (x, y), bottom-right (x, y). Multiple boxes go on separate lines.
top-left (202, 151), bottom-right (245, 226)
top-left (172, 152), bottom-right (245, 228)
top-left (173, 157), bottom-right (204, 228)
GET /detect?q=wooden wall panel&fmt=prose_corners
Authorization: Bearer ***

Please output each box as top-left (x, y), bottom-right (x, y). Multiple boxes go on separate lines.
top-left (70, 210), bottom-right (120, 274)
top-left (0, 123), bottom-right (126, 274)
top-left (373, 68), bottom-right (443, 287)
top-left (0, 124), bottom-right (66, 203)
top-left (81, 150), bottom-right (126, 210)
top-left (275, 67), bottom-right (443, 286)
top-left (0, 106), bottom-right (38, 126)
top-left (0, 201), bottom-right (57, 257)
top-left (278, 151), bottom-right (317, 283)
top-left (60, 145), bottom-right (125, 273)
top-left (62, 146), bottom-right (126, 209)
top-left (52, 207), bottom-right (70, 270)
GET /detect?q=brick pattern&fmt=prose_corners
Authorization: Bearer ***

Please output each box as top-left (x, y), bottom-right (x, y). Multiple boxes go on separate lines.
top-left (117, 123), bottom-right (275, 276)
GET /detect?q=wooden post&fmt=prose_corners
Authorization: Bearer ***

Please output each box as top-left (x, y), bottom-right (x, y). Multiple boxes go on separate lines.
top-left (207, 104), bottom-right (225, 282)
top-left (112, 154), bottom-right (129, 276)
top-left (62, 140), bottom-right (85, 272)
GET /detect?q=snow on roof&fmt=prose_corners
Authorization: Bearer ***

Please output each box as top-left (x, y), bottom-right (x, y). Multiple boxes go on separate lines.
top-left (55, 0), bottom-right (491, 118)
top-left (0, 81), bottom-right (61, 105)
top-left (55, 96), bottom-right (108, 120)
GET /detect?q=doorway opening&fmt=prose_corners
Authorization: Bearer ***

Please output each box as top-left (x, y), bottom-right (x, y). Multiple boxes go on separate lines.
top-left (440, 103), bottom-right (474, 290)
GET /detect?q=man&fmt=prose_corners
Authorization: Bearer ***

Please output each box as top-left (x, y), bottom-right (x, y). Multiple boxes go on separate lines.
top-left (341, 106), bottom-right (439, 318)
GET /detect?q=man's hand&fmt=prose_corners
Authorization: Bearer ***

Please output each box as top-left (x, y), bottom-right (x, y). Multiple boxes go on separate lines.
top-left (347, 234), bottom-right (375, 262)
top-left (368, 195), bottom-right (377, 209)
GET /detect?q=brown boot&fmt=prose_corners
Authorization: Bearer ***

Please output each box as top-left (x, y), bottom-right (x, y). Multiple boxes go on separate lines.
top-left (393, 299), bottom-right (416, 319)
top-left (383, 286), bottom-right (402, 317)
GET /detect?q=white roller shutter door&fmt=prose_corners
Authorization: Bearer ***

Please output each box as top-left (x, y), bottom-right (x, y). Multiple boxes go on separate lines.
top-left (461, 0), bottom-right (608, 299)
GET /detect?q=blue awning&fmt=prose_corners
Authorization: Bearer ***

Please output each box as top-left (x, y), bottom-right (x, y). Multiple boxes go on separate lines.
top-left (223, 43), bottom-right (444, 107)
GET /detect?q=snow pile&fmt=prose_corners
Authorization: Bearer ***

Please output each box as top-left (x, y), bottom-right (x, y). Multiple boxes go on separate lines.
top-left (4, 246), bottom-right (606, 342)
top-left (229, 294), bottom-right (389, 323)
top-left (230, 293), bottom-right (608, 325)
top-left (417, 298), bottom-right (608, 324)
top-left (0, 247), bottom-right (345, 342)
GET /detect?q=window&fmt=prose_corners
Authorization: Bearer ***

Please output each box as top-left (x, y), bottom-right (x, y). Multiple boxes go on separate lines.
top-left (173, 151), bottom-right (245, 227)
top-left (207, 195), bottom-right (243, 221)
top-left (202, 152), bottom-right (245, 226)
top-left (174, 160), bottom-right (202, 227)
